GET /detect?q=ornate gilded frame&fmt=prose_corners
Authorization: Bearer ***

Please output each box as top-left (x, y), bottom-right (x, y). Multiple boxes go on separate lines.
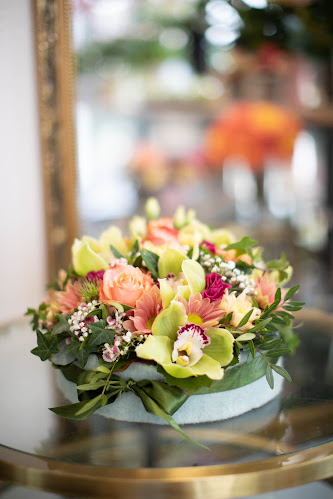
top-left (33, 0), bottom-right (78, 278)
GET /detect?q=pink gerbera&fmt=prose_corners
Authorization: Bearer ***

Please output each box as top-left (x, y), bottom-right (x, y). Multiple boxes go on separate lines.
top-left (177, 293), bottom-right (225, 328)
top-left (123, 285), bottom-right (162, 334)
top-left (57, 280), bottom-right (84, 315)
top-left (254, 272), bottom-right (285, 309)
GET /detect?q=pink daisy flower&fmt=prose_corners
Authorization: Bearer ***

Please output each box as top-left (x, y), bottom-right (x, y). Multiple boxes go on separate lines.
top-left (57, 280), bottom-right (84, 315)
top-left (123, 285), bottom-right (162, 334)
top-left (254, 272), bottom-right (285, 310)
top-left (177, 293), bottom-right (225, 329)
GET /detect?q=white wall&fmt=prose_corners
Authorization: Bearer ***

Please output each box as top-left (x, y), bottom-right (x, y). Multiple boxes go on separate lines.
top-left (0, 0), bottom-right (47, 323)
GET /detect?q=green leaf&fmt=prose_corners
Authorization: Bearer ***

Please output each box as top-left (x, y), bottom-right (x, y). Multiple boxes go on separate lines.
top-left (258, 339), bottom-right (282, 350)
top-left (237, 309), bottom-right (254, 328)
top-left (86, 328), bottom-right (115, 351)
top-left (76, 381), bottom-right (106, 391)
top-left (266, 252), bottom-right (289, 270)
top-left (271, 364), bottom-right (292, 382)
top-left (267, 348), bottom-right (291, 357)
top-left (50, 395), bottom-right (103, 420)
top-left (197, 355), bottom-right (267, 394)
top-left (224, 236), bottom-right (258, 253)
top-left (100, 304), bottom-right (109, 322)
top-left (51, 314), bottom-right (71, 336)
top-left (67, 339), bottom-right (90, 367)
top-left (274, 287), bottom-right (282, 303)
top-left (140, 248), bottom-right (159, 278)
top-left (110, 244), bottom-right (125, 259)
top-left (283, 305), bottom-right (303, 312)
top-left (236, 332), bottom-right (256, 342)
top-left (249, 340), bottom-right (255, 359)
top-left (31, 330), bottom-right (59, 361)
top-left (248, 317), bottom-right (272, 332)
top-left (284, 285), bottom-right (301, 302)
top-left (266, 365), bottom-right (274, 389)
top-left (254, 355), bottom-right (266, 371)
top-left (157, 366), bottom-right (213, 394)
top-left (93, 365), bottom-right (111, 374)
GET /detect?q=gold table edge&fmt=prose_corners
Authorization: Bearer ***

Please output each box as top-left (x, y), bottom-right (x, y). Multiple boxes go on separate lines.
top-left (0, 441), bottom-right (332, 497)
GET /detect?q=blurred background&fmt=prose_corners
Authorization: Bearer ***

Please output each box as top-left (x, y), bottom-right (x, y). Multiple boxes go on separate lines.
top-left (0, 0), bottom-right (332, 322)
top-left (72, 0), bottom-right (333, 311)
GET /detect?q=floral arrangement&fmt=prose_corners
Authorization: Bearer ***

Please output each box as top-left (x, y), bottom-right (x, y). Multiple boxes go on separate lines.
top-left (27, 199), bottom-right (303, 445)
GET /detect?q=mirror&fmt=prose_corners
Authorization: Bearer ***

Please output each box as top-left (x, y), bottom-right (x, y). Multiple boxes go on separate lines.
top-left (34, 0), bottom-right (333, 276)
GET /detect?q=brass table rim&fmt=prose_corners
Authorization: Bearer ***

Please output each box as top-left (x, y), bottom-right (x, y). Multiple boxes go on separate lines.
top-left (1, 441), bottom-right (332, 498)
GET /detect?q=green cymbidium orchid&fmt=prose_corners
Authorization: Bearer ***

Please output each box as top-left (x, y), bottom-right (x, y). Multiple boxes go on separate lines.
top-left (136, 300), bottom-right (234, 380)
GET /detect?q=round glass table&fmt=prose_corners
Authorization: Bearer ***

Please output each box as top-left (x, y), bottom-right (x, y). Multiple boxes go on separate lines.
top-left (0, 309), bottom-right (332, 498)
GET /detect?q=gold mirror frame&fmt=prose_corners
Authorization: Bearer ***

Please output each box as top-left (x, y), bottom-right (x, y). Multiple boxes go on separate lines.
top-left (33, 0), bottom-right (78, 278)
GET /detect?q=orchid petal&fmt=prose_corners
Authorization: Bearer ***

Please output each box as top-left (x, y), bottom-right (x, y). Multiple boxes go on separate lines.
top-left (182, 259), bottom-right (205, 295)
top-left (163, 354), bottom-right (223, 380)
top-left (204, 328), bottom-right (235, 366)
top-left (151, 300), bottom-right (187, 341)
top-left (158, 278), bottom-right (176, 309)
top-left (136, 336), bottom-right (172, 364)
top-left (174, 285), bottom-right (191, 301)
top-left (158, 248), bottom-right (187, 278)
top-left (72, 239), bottom-right (108, 276)
top-left (99, 226), bottom-right (128, 257)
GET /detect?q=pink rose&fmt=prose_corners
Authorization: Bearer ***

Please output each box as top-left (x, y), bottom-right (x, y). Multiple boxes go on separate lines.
top-left (145, 217), bottom-right (179, 246)
top-left (99, 264), bottom-right (154, 308)
top-left (202, 273), bottom-right (231, 302)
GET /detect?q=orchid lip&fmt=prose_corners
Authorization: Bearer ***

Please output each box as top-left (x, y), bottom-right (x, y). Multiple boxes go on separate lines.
top-left (172, 323), bottom-right (211, 367)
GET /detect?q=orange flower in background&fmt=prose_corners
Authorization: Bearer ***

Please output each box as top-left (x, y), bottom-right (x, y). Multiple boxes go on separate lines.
top-left (129, 142), bottom-right (169, 191)
top-left (205, 101), bottom-right (301, 171)
top-left (99, 264), bottom-right (154, 308)
top-left (145, 217), bottom-right (179, 246)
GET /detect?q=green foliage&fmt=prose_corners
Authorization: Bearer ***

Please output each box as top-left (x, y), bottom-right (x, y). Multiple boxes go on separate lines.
top-left (66, 339), bottom-right (90, 367)
top-left (140, 248), bottom-right (159, 278)
top-left (25, 303), bottom-right (48, 331)
top-left (224, 236), bottom-right (258, 257)
top-left (110, 244), bottom-right (125, 259)
top-left (31, 330), bottom-right (59, 361)
top-left (157, 366), bottom-right (213, 394)
top-left (51, 314), bottom-right (71, 336)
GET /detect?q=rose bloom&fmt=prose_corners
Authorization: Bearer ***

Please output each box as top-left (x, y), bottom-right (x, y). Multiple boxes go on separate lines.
top-left (145, 217), bottom-right (179, 246)
top-left (99, 264), bottom-right (154, 308)
top-left (202, 273), bottom-right (231, 302)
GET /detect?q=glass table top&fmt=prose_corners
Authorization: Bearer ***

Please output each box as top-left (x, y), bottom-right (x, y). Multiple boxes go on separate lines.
top-left (0, 310), bottom-right (332, 497)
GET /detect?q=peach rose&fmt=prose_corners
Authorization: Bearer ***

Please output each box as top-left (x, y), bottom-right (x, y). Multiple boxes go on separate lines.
top-left (145, 217), bottom-right (179, 246)
top-left (99, 264), bottom-right (154, 307)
